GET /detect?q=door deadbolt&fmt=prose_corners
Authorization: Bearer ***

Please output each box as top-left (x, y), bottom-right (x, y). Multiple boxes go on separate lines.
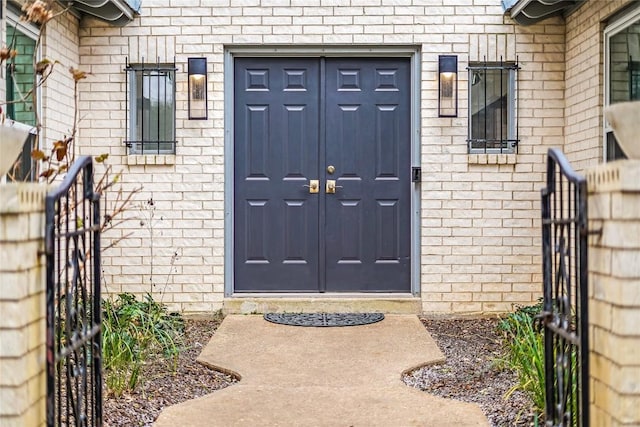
top-left (327, 165), bottom-right (336, 174)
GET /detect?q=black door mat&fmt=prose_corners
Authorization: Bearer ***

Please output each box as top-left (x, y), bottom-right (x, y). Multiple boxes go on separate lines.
top-left (263, 312), bottom-right (385, 327)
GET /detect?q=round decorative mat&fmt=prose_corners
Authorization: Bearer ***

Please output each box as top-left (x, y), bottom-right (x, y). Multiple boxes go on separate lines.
top-left (263, 312), bottom-right (385, 327)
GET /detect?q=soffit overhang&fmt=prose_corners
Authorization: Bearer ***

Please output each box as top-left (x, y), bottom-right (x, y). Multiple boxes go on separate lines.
top-left (502, 0), bottom-right (588, 25)
top-left (64, 0), bottom-right (140, 26)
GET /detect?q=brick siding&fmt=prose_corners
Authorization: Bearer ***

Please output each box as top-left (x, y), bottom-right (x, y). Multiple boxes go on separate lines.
top-left (40, 9), bottom-right (81, 152)
top-left (72, 0), bottom-right (573, 313)
top-left (7, 0), bottom-right (633, 314)
top-left (564, 0), bottom-right (635, 171)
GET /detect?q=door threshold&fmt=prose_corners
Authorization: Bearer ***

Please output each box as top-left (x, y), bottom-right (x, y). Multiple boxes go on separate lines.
top-left (229, 292), bottom-right (416, 298)
top-left (223, 294), bottom-right (421, 315)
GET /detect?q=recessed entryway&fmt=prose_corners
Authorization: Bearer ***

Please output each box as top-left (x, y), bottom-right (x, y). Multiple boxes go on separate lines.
top-left (232, 56), bottom-right (412, 293)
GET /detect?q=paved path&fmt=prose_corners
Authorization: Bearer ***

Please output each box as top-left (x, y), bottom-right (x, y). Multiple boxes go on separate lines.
top-left (154, 315), bottom-right (489, 426)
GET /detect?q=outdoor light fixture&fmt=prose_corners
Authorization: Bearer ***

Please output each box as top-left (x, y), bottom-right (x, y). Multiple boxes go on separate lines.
top-left (187, 57), bottom-right (207, 120)
top-left (438, 55), bottom-right (458, 117)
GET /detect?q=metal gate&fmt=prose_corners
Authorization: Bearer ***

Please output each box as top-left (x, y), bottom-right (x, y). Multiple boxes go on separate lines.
top-left (45, 156), bottom-right (102, 426)
top-left (540, 148), bottom-right (589, 427)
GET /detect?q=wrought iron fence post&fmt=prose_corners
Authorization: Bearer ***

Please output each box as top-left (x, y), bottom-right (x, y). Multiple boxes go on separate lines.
top-left (577, 176), bottom-right (589, 427)
top-left (45, 156), bottom-right (102, 427)
top-left (541, 157), bottom-right (555, 424)
top-left (44, 196), bottom-right (57, 426)
top-left (540, 148), bottom-right (589, 427)
top-left (91, 166), bottom-right (103, 426)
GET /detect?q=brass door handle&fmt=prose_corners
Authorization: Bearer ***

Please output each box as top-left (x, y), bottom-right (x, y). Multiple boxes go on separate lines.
top-left (304, 179), bottom-right (319, 194)
top-left (326, 180), bottom-right (343, 194)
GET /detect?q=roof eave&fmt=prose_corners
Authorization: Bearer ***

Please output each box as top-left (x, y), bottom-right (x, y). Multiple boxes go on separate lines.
top-left (64, 0), bottom-right (140, 26)
top-left (507, 0), bottom-right (588, 26)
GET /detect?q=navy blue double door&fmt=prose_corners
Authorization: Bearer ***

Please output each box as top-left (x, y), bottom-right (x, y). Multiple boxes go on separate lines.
top-left (234, 57), bottom-right (412, 293)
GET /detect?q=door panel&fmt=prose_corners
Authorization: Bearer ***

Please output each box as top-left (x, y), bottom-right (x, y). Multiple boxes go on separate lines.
top-left (324, 58), bottom-right (411, 292)
top-left (234, 58), bottom-right (320, 291)
top-left (234, 57), bottom-right (411, 293)
top-left (335, 199), bottom-right (364, 263)
top-left (376, 199), bottom-right (400, 261)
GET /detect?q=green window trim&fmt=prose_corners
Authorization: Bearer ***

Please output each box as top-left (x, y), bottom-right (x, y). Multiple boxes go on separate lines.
top-left (5, 8), bottom-right (39, 181)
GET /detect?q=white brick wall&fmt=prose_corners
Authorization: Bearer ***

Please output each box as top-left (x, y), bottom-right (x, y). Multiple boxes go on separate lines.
top-left (564, 0), bottom-right (635, 171)
top-left (586, 160), bottom-right (640, 425)
top-left (41, 10), bottom-right (80, 153)
top-left (69, 0), bottom-right (575, 313)
top-left (0, 184), bottom-right (48, 427)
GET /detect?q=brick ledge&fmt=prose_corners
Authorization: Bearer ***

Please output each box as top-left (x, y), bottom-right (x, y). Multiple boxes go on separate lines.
top-left (586, 160), bottom-right (640, 193)
top-left (467, 153), bottom-right (517, 165)
top-left (0, 184), bottom-right (47, 214)
top-left (124, 155), bottom-right (176, 166)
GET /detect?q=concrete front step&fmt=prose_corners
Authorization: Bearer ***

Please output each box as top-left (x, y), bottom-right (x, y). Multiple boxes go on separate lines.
top-left (223, 294), bottom-right (421, 315)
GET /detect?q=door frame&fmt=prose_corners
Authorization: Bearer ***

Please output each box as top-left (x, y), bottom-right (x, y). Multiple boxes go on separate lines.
top-left (224, 45), bottom-right (422, 296)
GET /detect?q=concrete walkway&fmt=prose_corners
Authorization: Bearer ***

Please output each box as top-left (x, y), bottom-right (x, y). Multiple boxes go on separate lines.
top-left (154, 315), bottom-right (489, 426)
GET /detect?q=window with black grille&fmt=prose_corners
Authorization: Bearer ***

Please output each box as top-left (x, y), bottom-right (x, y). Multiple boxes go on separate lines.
top-left (467, 61), bottom-right (519, 154)
top-left (125, 60), bottom-right (177, 155)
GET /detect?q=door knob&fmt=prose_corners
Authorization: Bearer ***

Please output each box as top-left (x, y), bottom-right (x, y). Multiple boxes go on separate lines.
top-left (304, 179), bottom-right (319, 194)
top-left (326, 180), bottom-right (343, 194)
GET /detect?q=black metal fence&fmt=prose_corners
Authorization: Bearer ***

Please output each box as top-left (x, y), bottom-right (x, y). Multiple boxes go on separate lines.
top-left (540, 148), bottom-right (589, 427)
top-left (45, 156), bottom-right (102, 427)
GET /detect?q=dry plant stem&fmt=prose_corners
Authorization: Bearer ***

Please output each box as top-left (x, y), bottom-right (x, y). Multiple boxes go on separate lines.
top-left (139, 198), bottom-right (179, 301)
top-left (144, 201), bottom-right (155, 295)
top-left (160, 249), bottom-right (180, 304)
top-left (97, 164), bottom-right (143, 251)
top-left (71, 70), bottom-right (79, 163)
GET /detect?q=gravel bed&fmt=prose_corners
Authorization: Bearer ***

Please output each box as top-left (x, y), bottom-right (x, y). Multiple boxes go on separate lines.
top-left (104, 315), bottom-right (536, 426)
top-left (403, 317), bottom-right (537, 426)
top-left (103, 316), bottom-right (237, 427)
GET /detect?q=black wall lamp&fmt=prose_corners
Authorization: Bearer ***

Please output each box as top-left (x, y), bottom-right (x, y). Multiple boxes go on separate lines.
top-left (438, 55), bottom-right (458, 117)
top-left (188, 57), bottom-right (207, 120)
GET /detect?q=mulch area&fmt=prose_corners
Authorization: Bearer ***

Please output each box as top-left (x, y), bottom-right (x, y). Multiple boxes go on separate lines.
top-left (404, 317), bottom-right (537, 426)
top-left (104, 315), bottom-right (536, 427)
top-left (103, 316), bottom-right (237, 427)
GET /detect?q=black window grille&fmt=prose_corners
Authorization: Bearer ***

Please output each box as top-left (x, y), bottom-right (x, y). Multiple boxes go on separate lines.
top-left (629, 58), bottom-right (640, 101)
top-left (467, 59), bottom-right (519, 154)
top-left (125, 58), bottom-right (177, 155)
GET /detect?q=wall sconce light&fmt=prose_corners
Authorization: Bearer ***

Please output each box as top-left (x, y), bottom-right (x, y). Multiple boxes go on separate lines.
top-left (438, 55), bottom-right (458, 117)
top-left (188, 57), bottom-right (207, 120)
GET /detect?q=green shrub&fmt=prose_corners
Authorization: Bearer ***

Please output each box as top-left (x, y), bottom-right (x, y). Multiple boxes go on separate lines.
top-left (499, 301), bottom-right (546, 413)
top-left (102, 293), bottom-right (183, 396)
top-left (500, 301), bottom-right (581, 426)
